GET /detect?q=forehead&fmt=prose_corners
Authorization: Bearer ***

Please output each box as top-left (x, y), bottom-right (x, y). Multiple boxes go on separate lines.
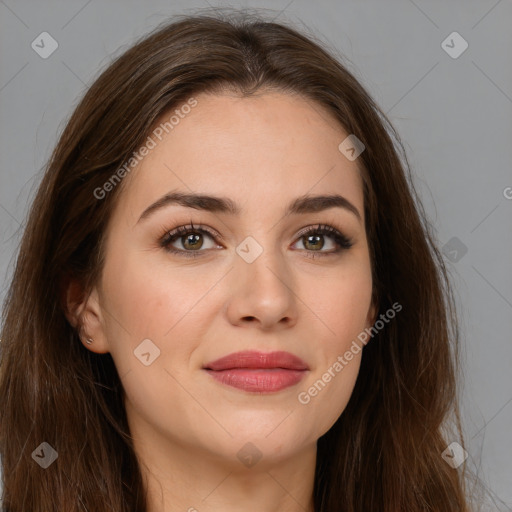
top-left (115, 91), bottom-right (365, 223)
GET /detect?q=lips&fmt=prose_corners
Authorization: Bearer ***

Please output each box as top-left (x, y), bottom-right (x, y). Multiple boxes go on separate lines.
top-left (204, 350), bottom-right (309, 371)
top-left (203, 350), bottom-right (309, 393)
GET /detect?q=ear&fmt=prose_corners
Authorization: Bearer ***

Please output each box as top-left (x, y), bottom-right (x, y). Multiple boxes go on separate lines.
top-left (366, 299), bottom-right (378, 328)
top-left (64, 278), bottom-right (110, 354)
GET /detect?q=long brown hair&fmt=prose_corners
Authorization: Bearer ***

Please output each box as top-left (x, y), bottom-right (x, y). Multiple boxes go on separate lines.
top-left (0, 8), bottom-right (472, 511)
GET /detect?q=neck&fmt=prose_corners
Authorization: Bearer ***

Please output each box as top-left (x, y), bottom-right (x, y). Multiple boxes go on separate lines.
top-left (132, 426), bottom-right (316, 512)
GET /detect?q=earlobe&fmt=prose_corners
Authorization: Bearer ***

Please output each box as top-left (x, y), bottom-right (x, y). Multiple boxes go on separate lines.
top-left (64, 279), bottom-right (110, 354)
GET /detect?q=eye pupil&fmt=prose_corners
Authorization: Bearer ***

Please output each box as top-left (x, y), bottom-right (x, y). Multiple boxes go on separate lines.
top-left (304, 234), bottom-right (324, 251)
top-left (183, 233), bottom-right (203, 250)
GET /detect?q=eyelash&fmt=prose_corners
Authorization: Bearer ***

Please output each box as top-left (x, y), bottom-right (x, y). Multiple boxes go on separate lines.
top-left (159, 221), bottom-right (354, 259)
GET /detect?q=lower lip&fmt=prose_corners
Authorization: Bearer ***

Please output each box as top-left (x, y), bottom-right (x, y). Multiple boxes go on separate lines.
top-left (204, 368), bottom-right (307, 393)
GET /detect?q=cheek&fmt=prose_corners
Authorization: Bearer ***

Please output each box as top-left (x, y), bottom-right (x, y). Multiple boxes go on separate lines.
top-left (101, 246), bottom-right (210, 340)
top-left (98, 244), bottom-right (230, 387)
top-left (298, 353), bottom-right (362, 434)
top-left (294, 259), bottom-right (372, 431)
top-left (308, 260), bottom-right (373, 347)
top-left (99, 249), bottom-right (212, 436)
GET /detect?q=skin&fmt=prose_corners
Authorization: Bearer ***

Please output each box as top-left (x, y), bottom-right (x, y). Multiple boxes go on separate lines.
top-left (70, 90), bottom-right (377, 512)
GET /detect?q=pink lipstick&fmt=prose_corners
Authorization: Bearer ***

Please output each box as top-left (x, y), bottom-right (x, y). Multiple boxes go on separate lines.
top-left (203, 350), bottom-right (309, 393)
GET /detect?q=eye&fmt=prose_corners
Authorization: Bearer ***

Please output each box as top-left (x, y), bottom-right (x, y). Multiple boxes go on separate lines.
top-left (159, 222), bottom-right (221, 258)
top-left (291, 224), bottom-right (353, 258)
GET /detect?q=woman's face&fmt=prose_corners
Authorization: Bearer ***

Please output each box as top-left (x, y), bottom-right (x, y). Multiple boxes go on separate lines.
top-left (85, 90), bottom-right (376, 468)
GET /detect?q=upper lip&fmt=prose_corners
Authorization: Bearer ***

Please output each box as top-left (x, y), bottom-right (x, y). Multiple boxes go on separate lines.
top-left (204, 350), bottom-right (309, 371)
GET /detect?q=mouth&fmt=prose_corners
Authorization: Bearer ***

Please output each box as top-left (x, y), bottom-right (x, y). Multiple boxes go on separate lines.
top-left (203, 350), bottom-right (309, 393)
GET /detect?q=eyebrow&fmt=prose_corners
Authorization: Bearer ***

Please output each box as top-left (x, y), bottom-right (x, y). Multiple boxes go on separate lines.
top-left (137, 190), bottom-right (362, 224)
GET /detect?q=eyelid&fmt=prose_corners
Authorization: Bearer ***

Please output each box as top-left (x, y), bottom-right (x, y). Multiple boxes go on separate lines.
top-left (293, 224), bottom-right (353, 251)
top-left (159, 222), bottom-right (222, 250)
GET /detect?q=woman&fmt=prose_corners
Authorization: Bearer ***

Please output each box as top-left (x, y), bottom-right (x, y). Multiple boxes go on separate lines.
top-left (0, 9), bottom-right (472, 511)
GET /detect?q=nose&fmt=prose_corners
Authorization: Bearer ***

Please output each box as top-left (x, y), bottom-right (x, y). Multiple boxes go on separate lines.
top-left (224, 245), bottom-right (299, 331)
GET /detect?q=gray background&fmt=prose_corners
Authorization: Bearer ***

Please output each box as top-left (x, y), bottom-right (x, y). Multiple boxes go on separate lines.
top-left (0, 0), bottom-right (511, 508)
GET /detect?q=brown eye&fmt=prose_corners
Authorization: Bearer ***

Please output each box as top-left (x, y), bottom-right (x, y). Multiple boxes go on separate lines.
top-left (292, 224), bottom-right (353, 257)
top-left (302, 233), bottom-right (325, 251)
top-left (160, 223), bottom-right (221, 258)
top-left (181, 232), bottom-right (204, 250)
